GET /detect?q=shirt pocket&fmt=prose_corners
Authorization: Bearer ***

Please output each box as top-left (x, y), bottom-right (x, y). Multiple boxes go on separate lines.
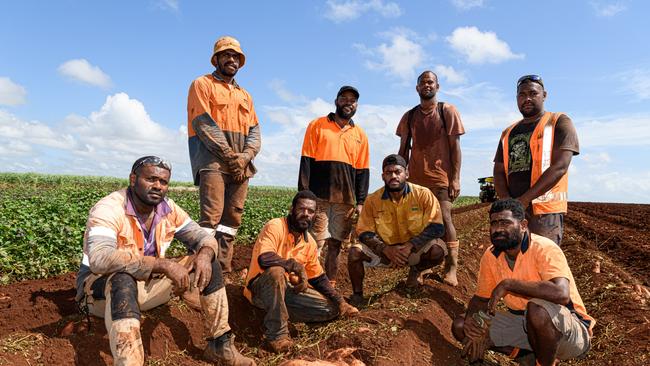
top-left (407, 209), bottom-right (425, 236)
top-left (238, 99), bottom-right (252, 133)
top-left (341, 133), bottom-right (361, 163)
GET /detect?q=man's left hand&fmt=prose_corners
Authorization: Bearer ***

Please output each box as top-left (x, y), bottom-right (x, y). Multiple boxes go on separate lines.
top-left (191, 246), bottom-right (215, 292)
top-left (449, 179), bottom-right (461, 201)
top-left (228, 152), bottom-right (250, 175)
top-left (488, 280), bottom-right (510, 315)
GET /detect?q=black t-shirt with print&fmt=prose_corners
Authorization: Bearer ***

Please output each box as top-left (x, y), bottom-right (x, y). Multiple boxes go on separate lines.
top-left (494, 114), bottom-right (580, 199)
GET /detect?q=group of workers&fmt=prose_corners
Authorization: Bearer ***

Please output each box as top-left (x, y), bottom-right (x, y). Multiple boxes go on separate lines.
top-left (74, 36), bottom-right (592, 366)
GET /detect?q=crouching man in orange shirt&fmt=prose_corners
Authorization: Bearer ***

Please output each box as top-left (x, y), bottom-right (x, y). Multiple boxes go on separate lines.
top-left (243, 191), bottom-right (359, 353)
top-left (452, 198), bottom-right (594, 366)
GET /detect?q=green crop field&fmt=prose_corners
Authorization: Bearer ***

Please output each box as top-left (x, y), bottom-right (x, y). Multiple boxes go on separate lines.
top-left (0, 173), bottom-right (478, 285)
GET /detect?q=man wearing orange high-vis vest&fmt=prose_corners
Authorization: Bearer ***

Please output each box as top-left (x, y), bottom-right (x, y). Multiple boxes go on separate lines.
top-left (187, 36), bottom-right (261, 273)
top-left (493, 75), bottom-right (579, 245)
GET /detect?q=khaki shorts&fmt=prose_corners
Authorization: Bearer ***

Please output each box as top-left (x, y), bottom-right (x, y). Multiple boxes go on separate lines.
top-left (311, 198), bottom-right (355, 244)
top-left (351, 239), bottom-right (447, 268)
top-left (489, 298), bottom-right (591, 360)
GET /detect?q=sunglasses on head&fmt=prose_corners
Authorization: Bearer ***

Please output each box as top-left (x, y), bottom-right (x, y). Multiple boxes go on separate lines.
top-left (517, 75), bottom-right (544, 88)
top-left (131, 156), bottom-right (172, 173)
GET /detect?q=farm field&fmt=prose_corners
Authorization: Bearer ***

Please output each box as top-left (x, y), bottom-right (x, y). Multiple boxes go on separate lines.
top-left (1, 174), bottom-right (648, 365)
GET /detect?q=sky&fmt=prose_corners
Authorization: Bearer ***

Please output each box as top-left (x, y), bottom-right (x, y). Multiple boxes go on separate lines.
top-left (1, 0), bottom-right (649, 203)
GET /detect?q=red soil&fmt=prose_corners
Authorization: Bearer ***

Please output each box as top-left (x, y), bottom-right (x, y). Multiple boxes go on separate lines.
top-left (1, 202), bottom-right (648, 365)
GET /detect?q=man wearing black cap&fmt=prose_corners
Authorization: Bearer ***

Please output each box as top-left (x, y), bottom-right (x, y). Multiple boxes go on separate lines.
top-left (298, 86), bottom-right (370, 286)
top-left (347, 154), bottom-right (446, 305)
top-left (493, 75), bottom-right (579, 246)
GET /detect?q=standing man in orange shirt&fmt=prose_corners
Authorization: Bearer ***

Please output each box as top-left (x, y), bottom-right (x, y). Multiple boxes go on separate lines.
top-left (397, 71), bottom-right (465, 286)
top-left (298, 86), bottom-right (370, 285)
top-left (187, 36), bottom-right (261, 274)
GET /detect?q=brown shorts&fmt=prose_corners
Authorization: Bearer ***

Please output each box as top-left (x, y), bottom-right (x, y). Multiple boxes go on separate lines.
top-left (489, 298), bottom-right (590, 360)
top-left (311, 198), bottom-right (355, 244)
top-left (526, 208), bottom-right (564, 245)
top-left (430, 186), bottom-right (452, 203)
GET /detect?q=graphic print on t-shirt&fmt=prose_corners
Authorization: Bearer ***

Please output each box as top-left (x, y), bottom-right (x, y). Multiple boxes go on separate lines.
top-left (508, 132), bottom-right (532, 174)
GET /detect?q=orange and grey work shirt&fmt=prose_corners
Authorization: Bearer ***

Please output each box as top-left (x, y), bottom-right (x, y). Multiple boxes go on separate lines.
top-left (476, 233), bottom-right (595, 332)
top-left (299, 113), bottom-right (370, 205)
top-left (187, 71), bottom-right (261, 184)
top-left (244, 217), bottom-right (324, 302)
top-left (396, 103), bottom-right (465, 189)
top-left (75, 189), bottom-right (218, 301)
top-left (356, 182), bottom-right (444, 247)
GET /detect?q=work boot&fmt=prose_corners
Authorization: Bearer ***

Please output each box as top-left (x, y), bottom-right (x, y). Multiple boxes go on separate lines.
top-left (406, 266), bottom-right (422, 288)
top-left (203, 331), bottom-right (256, 366)
top-left (443, 242), bottom-right (459, 287)
top-left (267, 336), bottom-right (293, 353)
top-left (108, 318), bottom-right (144, 366)
top-left (513, 350), bottom-right (536, 366)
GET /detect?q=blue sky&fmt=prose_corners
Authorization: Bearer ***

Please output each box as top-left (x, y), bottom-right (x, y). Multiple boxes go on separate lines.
top-left (1, 0), bottom-right (649, 203)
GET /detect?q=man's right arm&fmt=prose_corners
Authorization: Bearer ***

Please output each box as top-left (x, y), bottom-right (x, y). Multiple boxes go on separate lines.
top-left (86, 208), bottom-right (156, 280)
top-left (493, 141), bottom-right (510, 199)
top-left (187, 79), bottom-right (236, 162)
top-left (298, 121), bottom-right (316, 191)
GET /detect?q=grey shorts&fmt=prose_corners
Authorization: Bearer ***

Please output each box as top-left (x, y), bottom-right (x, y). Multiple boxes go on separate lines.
top-left (526, 209), bottom-right (564, 246)
top-left (351, 239), bottom-right (447, 268)
top-left (311, 198), bottom-right (355, 244)
top-left (489, 298), bottom-right (591, 360)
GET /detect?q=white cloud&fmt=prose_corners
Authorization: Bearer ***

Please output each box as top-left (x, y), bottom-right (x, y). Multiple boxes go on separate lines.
top-left (451, 0), bottom-right (485, 10)
top-left (617, 68), bottom-right (650, 100)
top-left (58, 59), bottom-right (112, 89)
top-left (355, 28), bottom-right (426, 83)
top-left (154, 0), bottom-right (179, 12)
top-left (446, 26), bottom-right (524, 64)
top-left (268, 79), bottom-right (308, 104)
top-left (324, 0), bottom-right (401, 22)
top-left (0, 77), bottom-right (27, 106)
top-left (0, 93), bottom-right (191, 180)
top-left (434, 64), bottom-right (466, 85)
top-left (592, 1), bottom-right (626, 17)
top-left (578, 114), bottom-right (650, 147)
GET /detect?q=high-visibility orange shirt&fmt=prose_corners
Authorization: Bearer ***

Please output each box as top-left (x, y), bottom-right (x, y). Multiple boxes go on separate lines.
top-left (299, 113), bottom-right (370, 205)
top-left (476, 233), bottom-right (595, 331)
top-left (243, 217), bottom-right (324, 302)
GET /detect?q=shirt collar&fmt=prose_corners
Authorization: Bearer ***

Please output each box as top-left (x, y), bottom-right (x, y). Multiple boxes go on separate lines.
top-left (381, 182), bottom-right (411, 200)
top-left (491, 231), bottom-right (530, 258)
top-left (327, 112), bottom-right (355, 127)
top-left (125, 188), bottom-right (172, 218)
top-left (211, 70), bottom-right (240, 88)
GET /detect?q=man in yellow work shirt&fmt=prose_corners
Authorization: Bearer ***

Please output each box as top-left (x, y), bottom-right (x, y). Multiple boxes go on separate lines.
top-left (347, 154), bottom-right (447, 306)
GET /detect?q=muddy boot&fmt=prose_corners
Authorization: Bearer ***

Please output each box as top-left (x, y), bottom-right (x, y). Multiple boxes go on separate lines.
top-left (443, 242), bottom-right (459, 287)
top-left (513, 350), bottom-right (536, 366)
top-left (267, 335), bottom-right (294, 353)
top-left (204, 331), bottom-right (255, 366)
top-left (406, 266), bottom-right (422, 288)
top-left (109, 318), bottom-right (144, 366)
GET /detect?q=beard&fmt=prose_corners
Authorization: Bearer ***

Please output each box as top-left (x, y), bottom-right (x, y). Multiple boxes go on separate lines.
top-left (335, 105), bottom-right (356, 120)
top-left (418, 90), bottom-right (435, 100)
top-left (385, 181), bottom-right (406, 192)
top-left (288, 213), bottom-right (312, 233)
top-left (490, 229), bottom-right (522, 251)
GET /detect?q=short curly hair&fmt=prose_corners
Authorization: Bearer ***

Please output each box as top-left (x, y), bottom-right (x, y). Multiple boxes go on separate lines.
top-left (292, 190), bottom-right (318, 208)
top-left (489, 198), bottom-right (525, 221)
